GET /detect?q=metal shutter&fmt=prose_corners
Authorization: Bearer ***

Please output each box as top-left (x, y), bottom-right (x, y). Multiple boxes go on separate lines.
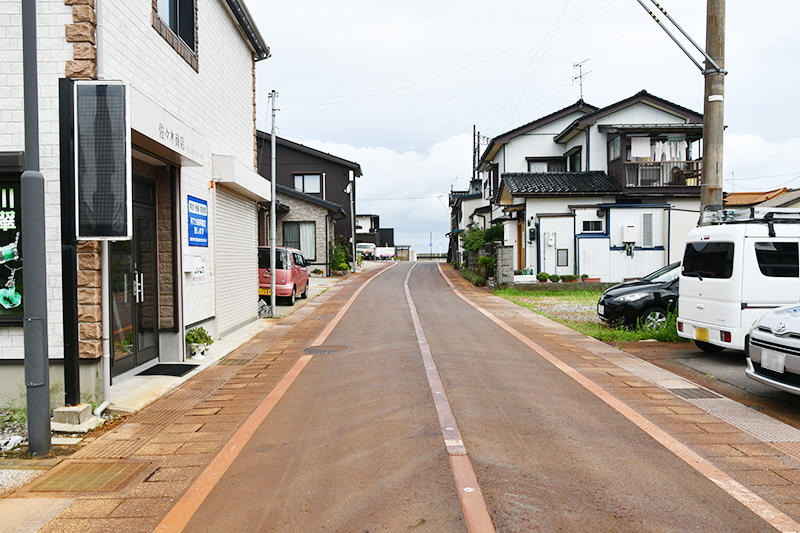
top-left (215, 186), bottom-right (258, 337)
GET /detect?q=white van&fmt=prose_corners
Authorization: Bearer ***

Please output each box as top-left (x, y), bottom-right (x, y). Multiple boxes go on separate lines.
top-left (677, 208), bottom-right (800, 352)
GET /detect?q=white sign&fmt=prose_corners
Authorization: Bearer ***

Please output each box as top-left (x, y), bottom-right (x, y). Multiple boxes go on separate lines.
top-left (192, 255), bottom-right (207, 284)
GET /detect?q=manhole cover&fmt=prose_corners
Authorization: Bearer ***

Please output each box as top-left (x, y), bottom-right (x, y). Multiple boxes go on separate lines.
top-left (28, 461), bottom-right (149, 492)
top-left (669, 388), bottom-right (720, 399)
top-left (303, 345), bottom-right (351, 354)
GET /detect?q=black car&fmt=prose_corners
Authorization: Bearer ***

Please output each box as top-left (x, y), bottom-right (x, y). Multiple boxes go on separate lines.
top-left (597, 262), bottom-right (680, 329)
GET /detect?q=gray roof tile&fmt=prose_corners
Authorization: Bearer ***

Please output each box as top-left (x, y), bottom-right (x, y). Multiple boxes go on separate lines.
top-left (503, 172), bottom-right (621, 195)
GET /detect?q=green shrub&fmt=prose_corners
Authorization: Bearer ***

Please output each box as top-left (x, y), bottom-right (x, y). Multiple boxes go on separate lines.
top-left (477, 255), bottom-right (495, 277)
top-left (536, 272), bottom-right (549, 282)
top-left (514, 270), bottom-right (522, 275)
top-left (461, 269), bottom-right (486, 287)
top-left (186, 327), bottom-right (214, 345)
top-left (548, 274), bottom-right (560, 282)
top-left (560, 274), bottom-right (577, 282)
top-left (330, 240), bottom-right (350, 271)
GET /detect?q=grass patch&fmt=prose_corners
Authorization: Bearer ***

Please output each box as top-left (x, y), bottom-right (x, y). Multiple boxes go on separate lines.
top-left (496, 288), bottom-right (687, 344)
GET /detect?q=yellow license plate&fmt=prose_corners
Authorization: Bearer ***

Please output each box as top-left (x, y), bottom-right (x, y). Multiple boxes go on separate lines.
top-left (695, 327), bottom-right (709, 342)
top-left (259, 288), bottom-right (271, 296)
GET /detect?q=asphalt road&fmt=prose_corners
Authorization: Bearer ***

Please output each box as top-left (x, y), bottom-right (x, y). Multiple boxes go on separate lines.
top-left (183, 262), bottom-right (776, 531)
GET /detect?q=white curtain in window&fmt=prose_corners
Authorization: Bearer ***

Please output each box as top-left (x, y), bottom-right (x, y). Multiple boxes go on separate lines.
top-left (299, 221), bottom-right (316, 260)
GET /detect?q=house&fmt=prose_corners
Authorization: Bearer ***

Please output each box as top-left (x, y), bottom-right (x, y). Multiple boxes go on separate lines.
top-left (265, 184), bottom-right (345, 275)
top-left (724, 189), bottom-right (789, 207)
top-left (256, 132), bottom-right (362, 254)
top-left (477, 90), bottom-right (703, 281)
top-left (758, 189), bottom-right (800, 208)
top-left (447, 178), bottom-right (484, 263)
top-left (354, 214), bottom-right (395, 248)
top-left (0, 0), bottom-right (270, 402)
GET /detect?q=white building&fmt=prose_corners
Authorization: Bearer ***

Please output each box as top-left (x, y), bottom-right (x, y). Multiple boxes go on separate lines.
top-left (478, 91), bottom-right (703, 281)
top-left (0, 0), bottom-right (270, 403)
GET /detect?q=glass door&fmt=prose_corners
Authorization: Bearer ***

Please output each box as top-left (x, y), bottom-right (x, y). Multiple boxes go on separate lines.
top-left (111, 197), bottom-right (158, 378)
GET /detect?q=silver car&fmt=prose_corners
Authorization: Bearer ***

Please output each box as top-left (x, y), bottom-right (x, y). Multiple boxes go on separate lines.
top-left (746, 304), bottom-right (800, 395)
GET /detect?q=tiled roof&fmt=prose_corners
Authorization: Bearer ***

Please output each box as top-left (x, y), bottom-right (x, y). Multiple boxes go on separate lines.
top-left (760, 189), bottom-right (800, 207)
top-left (502, 172), bottom-right (621, 195)
top-left (723, 188), bottom-right (788, 206)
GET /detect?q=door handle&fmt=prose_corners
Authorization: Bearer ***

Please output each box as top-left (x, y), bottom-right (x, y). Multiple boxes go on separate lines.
top-left (132, 273), bottom-right (140, 304)
top-left (138, 272), bottom-right (145, 303)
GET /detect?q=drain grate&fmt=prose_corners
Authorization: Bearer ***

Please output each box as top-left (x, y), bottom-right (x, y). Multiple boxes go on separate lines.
top-left (669, 388), bottom-right (720, 399)
top-left (303, 345), bottom-right (351, 354)
top-left (316, 314), bottom-right (336, 320)
top-left (28, 461), bottom-right (149, 492)
top-left (218, 358), bottom-right (250, 366)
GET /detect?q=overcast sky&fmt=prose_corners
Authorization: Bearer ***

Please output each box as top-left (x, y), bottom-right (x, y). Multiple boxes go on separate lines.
top-left (248, 1), bottom-right (800, 253)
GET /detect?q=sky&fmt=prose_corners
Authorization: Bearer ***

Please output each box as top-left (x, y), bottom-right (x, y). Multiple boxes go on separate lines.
top-left (247, 1), bottom-right (800, 253)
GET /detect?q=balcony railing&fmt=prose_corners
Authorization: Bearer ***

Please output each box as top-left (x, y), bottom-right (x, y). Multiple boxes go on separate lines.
top-left (625, 160), bottom-right (702, 187)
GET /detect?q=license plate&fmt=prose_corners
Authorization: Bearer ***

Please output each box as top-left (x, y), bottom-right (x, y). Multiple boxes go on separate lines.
top-left (597, 304), bottom-right (604, 316)
top-left (259, 288), bottom-right (271, 296)
top-left (761, 349), bottom-right (786, 374)
top-left (695, 327), bottom-right (709, 342)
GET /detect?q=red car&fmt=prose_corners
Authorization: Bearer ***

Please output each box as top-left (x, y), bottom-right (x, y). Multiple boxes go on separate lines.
top-left (258, 246), bottom-right (309, 305)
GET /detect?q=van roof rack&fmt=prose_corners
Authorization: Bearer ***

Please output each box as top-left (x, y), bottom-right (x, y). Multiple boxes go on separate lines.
top-left (702, 207), bottom-right (800, 236)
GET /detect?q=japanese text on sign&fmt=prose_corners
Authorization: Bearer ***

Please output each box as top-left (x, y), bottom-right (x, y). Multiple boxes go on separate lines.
top-left (188, 195), bottom-right (208, 247)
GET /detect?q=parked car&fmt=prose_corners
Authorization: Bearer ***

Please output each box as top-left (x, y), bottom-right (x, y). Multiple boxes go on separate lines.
top-left (258, 246), bottom-right (309, 306)
top-left (597, 262), bottom-right (680, 329)
top-left (746, 304), bottom-right (800, 396)
top-left (356, 243), bottom-right (376, 260)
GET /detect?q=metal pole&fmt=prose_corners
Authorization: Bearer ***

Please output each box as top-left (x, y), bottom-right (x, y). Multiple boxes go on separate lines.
top-left (22, 0), bottom-right (51, 456)
top-left (701, 0), bottom-right (725, 212)
top-left (269, 91), bottom-right (277, 312)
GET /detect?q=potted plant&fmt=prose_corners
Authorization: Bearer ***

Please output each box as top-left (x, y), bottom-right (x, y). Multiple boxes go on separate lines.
top-left (536, 272), bottom-right (549, 283)
top-left (560, 274), bottom-right (578, 283)
top-left (549, 274), bottom-right (561, 283)
top-left (186, 327), bottom-right (214, 359)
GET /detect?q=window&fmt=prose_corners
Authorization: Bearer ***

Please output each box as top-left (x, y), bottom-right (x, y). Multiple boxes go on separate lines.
top-left (682, 242), bottom-right (734, 279)
top-left (582, 220), bottom-right (603, 233)
top-left (293, 174), bottom-right (321, 194)
top-left (568, 151), bottom-right (581, 172)
top-left (527, 159), bottom-right (566, 173)
top-left (557, 249), bottom-right (568, 267)
top-left (292, 252), bottom-right (305, 268)
top-left (755, 242), bottom-right (799, 277)
top-left (283, 221), bottom-right (316, 260)
top-left (154, 0), bottom-right (197, 69)
top-left (258, 248), bottom-right (288, 270)
top-left (608, 136), bottom-right (621, 162)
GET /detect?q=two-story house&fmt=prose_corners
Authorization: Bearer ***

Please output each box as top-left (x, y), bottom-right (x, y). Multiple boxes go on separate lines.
top-left (1, 0), bottom-right (270, 403)
top-left (256, 132), bottom-right (362, 257)
top-left (478, 90), bottom-right (703, 281)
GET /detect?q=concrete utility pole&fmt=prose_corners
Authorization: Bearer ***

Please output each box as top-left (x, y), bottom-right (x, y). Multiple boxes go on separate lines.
top-left (269, 91), bottom-right (277, 313)
top-left (701, 0), bottom-right (725, 210)
top-left (21, 0), bottom-right (51, 456)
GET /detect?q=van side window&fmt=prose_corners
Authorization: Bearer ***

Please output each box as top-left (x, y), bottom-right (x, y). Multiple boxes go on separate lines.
top-left (755, 242), bottom-right (799, 278)
top-left (682, 242), bottom-right (734, 279)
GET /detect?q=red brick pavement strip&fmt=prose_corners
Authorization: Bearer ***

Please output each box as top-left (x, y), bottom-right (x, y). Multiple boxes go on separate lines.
top-left (440, 265), bottom-right (800, 529)
top-left (1, 275), bottom-right (362, 532)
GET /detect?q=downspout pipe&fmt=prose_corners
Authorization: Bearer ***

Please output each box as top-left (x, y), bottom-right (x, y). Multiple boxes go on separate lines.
top-left (95, 0), bottom-right (111, 418)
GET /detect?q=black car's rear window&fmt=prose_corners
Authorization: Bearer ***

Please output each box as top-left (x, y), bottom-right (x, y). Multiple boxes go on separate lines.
top-left (682, 242), bottom-right (734, 279)
top-left (755, 241), bottom-right (799, 277)
top-left (258, 248), bottom-right (288, 270)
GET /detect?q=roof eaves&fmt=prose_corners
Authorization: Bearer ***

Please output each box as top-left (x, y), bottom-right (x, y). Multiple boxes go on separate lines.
top-left (257, 131), bottom-right (363, 176)
top-left (223, 0), bottom-right (270, 61)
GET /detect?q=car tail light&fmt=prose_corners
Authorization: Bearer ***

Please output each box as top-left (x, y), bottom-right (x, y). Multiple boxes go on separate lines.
top-left (677, 321), bottom-right (683, 332)
top-left (720, 331), bottom-right (731, 343)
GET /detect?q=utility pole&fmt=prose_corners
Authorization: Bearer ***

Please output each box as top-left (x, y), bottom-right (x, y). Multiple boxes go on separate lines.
top-left (269, 91), bottom-right (277, 313)
top-left (22, 0), bottom-right (51, 456)
top-left (701, 0), bottom-right (725, 211)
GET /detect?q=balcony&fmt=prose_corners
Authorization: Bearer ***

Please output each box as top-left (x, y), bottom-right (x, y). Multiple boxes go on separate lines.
top-left (625, 160), bottom-right (702, 188)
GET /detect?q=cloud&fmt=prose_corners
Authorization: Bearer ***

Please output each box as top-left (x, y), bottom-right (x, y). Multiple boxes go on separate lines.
top-left (724, 134), bottom-right (800, 192)
top-left (293, 134), bottom-right (473, 252)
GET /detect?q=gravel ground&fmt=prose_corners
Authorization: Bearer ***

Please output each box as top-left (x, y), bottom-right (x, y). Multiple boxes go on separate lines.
top-left (512, 296), bottom-right (602, 324)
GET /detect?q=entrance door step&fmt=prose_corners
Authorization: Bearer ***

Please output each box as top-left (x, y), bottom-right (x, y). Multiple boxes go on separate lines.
top-left (51, 404), bottom-right (104, 434)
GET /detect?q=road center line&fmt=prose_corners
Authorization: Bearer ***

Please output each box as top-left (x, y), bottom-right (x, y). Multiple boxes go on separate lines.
top-left (156, 264), bottom-right (394, 532)
top-left (405, 263), bottom-right (495, 533)
top-left (437, 263), bottom-right (800, 533)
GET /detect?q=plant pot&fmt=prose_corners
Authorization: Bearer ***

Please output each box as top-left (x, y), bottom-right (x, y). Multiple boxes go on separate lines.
top-left (538, 279), bottom-right (547, 283)
top-left (189, 343), bottom-right (207, 360)
top-left (583, 277), bottom-right (601, 283)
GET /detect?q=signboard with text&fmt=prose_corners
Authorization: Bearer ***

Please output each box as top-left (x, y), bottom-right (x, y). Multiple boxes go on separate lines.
top-left (188, 195), bottom-right (208, 247)
top-left (0, 179), bottom-right (22, 321)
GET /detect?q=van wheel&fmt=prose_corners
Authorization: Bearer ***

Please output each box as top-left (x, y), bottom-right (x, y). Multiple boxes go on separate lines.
top-left (286, 287), bottom-right (296, 306)
top-left (640, 307), bottom-right (667, 330)
top-left (300, 282), bottom-right (308, 299)
top-left (694, 340), bottom-right (725, 353)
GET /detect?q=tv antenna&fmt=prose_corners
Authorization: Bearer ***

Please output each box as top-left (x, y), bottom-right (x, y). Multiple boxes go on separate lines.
top-left (572, 59), bottom-right (591, 100)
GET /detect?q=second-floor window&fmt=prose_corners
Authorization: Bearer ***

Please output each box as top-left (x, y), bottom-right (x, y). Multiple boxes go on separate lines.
top-left (527, 159), bottom-right (566, 173)
top-left (608, 136), bottom-right (621, 162)
top-left (294, 174), bottom-right (321, 194)
top-left (157, 0), bottom-right (195, 50)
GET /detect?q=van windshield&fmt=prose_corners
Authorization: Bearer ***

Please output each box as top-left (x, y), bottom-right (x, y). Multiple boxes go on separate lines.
top-left (258, 248), bottom-right (288, 270)
top-left (682, 242), bottom-right (734, 279)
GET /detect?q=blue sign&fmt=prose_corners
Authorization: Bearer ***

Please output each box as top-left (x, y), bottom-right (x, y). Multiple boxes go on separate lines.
top-left (187, 196), bottom-right (208, 247)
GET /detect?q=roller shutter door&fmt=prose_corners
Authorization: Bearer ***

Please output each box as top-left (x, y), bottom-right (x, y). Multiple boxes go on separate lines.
top-left (215, 186), bottom-right (258, 337)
